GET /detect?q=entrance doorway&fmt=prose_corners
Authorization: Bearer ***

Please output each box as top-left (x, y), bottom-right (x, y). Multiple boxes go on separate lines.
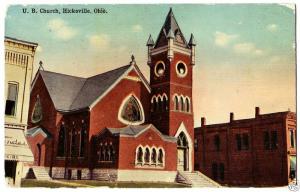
top-left (37, 144), bottom-right (41, 166)
top-left (177, 132), bottom-right (188, 171)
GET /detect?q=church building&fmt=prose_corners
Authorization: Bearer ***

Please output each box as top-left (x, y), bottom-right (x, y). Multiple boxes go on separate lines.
top-left (26, 9), bottom-right (197, 182)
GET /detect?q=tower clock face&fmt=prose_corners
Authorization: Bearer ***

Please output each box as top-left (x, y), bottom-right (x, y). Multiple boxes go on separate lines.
top-left (176, 62), bottom-right (188, 77)
top-left (154, 62), bottom-right (165, 77)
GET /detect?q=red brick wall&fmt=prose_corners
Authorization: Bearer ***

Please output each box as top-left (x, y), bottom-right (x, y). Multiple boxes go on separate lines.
top-left (89, 69), bottom-right (150, 137)
top-left (195, 112), bottom-right (295, 186)
top-left (117, 127), bottom-right (177, 171)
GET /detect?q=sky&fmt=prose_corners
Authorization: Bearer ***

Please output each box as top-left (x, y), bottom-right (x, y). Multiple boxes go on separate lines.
top-left (5, 4), bottom-right (296, 126)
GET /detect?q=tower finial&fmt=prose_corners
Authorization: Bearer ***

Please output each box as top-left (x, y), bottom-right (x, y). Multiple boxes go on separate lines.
top-left (130, 54), bottom-right (136, 65)
top-left (38, 61), bottom-right (44, 71)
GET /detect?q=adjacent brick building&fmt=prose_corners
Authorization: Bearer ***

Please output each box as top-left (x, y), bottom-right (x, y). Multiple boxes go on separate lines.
top-left (194, 107), bottom-right (296, 186)
top-left (26, 8), bottom-right (196, 182)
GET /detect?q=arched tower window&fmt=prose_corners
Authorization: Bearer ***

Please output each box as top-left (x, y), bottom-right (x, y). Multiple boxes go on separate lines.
top-left (119, 95), bottom-right (144, 125)
top-left (158, 96), bottom-right (162, 111)
top-left (57, 125), bottom-right (65, 157)
top-left (185, 97), bottom-right (190, 112)
top-left (163, 95), bottom-right (168, 111)
top-left (180, 96), bottom-right (184, 111)
top-left (174, 96), bottom-right (179, 110)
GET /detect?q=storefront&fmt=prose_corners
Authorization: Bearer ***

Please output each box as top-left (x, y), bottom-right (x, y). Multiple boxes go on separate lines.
top-left (5, 127), bottom-right (34, 187)
top-left (289, 156), bottom-right (296, 180)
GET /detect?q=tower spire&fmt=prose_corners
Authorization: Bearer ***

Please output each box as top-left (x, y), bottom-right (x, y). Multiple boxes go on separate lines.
top-left (154, 8), bottom-right (188, 48)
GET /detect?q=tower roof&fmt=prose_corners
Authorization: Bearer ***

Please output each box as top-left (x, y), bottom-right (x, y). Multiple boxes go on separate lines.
top-left (146, 34), bottom-right (154, 46)
top-left (154, 8), bottom-right (188, 48)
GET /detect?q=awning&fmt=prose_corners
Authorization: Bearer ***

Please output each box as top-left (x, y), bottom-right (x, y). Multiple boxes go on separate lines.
top-left (5, 128), bottom-right (34, 162)
top-left (290, 156), bottom-right (296, 171)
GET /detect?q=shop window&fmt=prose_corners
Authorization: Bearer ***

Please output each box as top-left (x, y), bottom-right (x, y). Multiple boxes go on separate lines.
top-left (5, 83), bottom-right (18, 116)
top-left (290, 130), bottom-right (295, 148)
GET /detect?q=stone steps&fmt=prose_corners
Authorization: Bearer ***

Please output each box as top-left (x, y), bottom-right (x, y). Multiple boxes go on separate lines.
top-left (31, 166), bottom-right (52, 180)
top-left (178, 171), bottom-right (221, 187)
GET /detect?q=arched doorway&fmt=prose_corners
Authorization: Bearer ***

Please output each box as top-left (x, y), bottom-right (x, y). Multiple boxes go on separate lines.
top-left (177, 132), bottom-right (188, 171)
top-left (37, 144), bottom-right (41, 166)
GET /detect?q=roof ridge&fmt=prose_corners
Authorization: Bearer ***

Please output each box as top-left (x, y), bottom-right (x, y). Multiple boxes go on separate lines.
top-left (41, 70), bottom-right (86, 79)
top-left (87, 64), bottom-right (131, 79)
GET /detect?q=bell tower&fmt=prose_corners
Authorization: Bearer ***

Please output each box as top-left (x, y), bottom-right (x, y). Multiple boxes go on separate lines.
top-left (147, 8), bottom-right (196, 171)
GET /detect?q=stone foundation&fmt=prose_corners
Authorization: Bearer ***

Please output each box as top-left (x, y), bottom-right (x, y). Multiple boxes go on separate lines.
top-left (24, 166), bottom-right (177, 182)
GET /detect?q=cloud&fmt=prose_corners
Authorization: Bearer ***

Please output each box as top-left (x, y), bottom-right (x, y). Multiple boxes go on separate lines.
top-left (266, 24), bottom-right (278, 32)
top-left (132, 25), bottom-right (143, 32)
top-left (88, 34), bottom-right (110, 49)
top-left (233, 42), bottom-right (264, 56)
top-left (36, 46), bottom-right (43, 52)
top-left (48, 18), bottom-right (77, 40)
top-left (214, 31), bottom-right (238, 47)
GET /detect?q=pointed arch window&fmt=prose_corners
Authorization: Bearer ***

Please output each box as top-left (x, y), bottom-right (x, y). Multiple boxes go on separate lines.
top-left (57, 125), bottom-right (65, 157)
top-left (163, 96), bottom-right (168, 111)
top-left (177, 132), bottom-right (188, 148)
top-left (175, 96), bottom-right (179, 110)
top-left (79, 124), bottom-right (87, 157)
top-left (185, 98), bottom-right (190, 112)
top-left (144, 148), bottom-right (150, 164)
top-left (31, 95), bottom-right (43, 123)
top-left (180, 96), bottom-right (184, 111)
top-left (158, 97), bottom-right (162, 111)
top-left (151, 148), bottom-right (157, 164)
top-left (70, 129), bottom-right (77, 157)
top-left (158, 149), bottom-right (164, 164)
top-left (137, 147), bottom-right (143, 164)
top-left (119, 95), bottom-right (144, 125)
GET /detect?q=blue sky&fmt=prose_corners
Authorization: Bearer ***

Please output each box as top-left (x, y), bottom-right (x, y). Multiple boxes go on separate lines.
top-left (5, 4), bottom-right (296, 126)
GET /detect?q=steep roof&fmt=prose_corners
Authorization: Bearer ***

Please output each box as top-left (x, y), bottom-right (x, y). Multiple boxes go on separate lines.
top-left (107, 124), bottom-right (177, 143)
top-left (36, 64), bottom-right (141, 112)
top-left (154, 8), bottom-right (188, 48)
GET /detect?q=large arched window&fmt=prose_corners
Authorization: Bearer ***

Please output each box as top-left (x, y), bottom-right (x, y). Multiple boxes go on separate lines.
top-left (118, 95), bottom-right (144, 125)
top-left (79, 124), bottom-right (87, 157)
top-left (57, 125), bottom-right (65, 157)
top-left (70, 129), bottom-right (76, 157)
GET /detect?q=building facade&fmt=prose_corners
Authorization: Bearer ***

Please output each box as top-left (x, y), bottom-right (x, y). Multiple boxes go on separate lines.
top-left (4, 37), bottom-right (37, 186)
top-left (26, 9), bottom-right (196, 182)
top-left (194, 107), bottom-right (296, 186)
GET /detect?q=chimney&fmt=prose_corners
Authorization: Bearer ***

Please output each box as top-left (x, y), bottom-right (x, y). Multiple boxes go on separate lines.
top-left (230, 112), bottom-right (234, 123)
top-left (201, 117), bottom-right (206, 127)
top-left (255, 107), bottom-right (260, 117)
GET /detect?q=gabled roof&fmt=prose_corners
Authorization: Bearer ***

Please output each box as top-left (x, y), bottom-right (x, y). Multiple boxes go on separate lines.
top-left (106, 124), bottom-right (177, 143)
top-left (154, 8), bottom-right (188, 48)
top-left (33, 64), bottom-right (150, 112)
top-left (26, 126), bottom-right (52, 138)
